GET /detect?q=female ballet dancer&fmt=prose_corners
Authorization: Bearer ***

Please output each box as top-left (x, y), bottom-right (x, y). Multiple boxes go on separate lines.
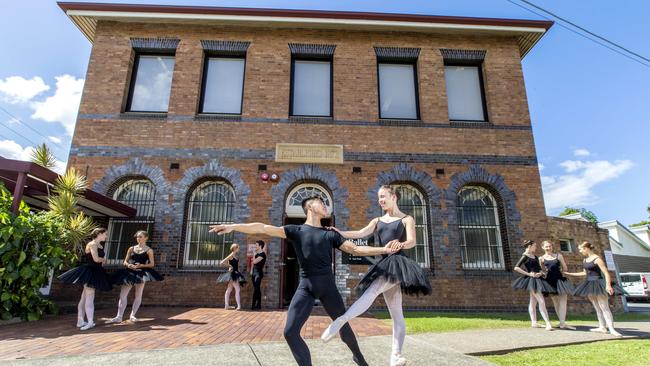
top-left (565, 241), bottom-right (624, 337)
top-left (217, 243), bottom-right (246, 310)
top-left (540, 240), bottom-right (575, 329)
top-left (512, 240), bottom-right (554, 331)
top-left (108, 230), bottom-right (163, 323)
top-left (58, 227), bottom-right (112, 330)
top-left (321, 185), bottom-right (432, 366)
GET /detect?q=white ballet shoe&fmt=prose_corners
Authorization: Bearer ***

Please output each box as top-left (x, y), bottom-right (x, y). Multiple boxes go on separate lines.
top-left (321, 317), bottom-right (347, 343)
top-left (609, 329), bottom-right (622, 337)
top-left (80, 322), bottom-right (95, 331)
top-left (76, 320), bottom-right (87, 328)
top-left (559, 323), bottom-right (576, 330)
top-left (544, 324), bottom-right (553, 331)
top-left (129, 315), bottom-right (138, 322)
top-left (531, 323), bottom-right (544, 328)
top-left (106, 316), bottom-right (122, 324)
top-left (390, 354), bottom-right (407, 366)
top-left (589, 327), bottom-right (608, 334)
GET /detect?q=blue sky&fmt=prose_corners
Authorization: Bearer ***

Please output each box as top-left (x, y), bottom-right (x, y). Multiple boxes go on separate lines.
top-left (1, 0), bottom-right (648, 225)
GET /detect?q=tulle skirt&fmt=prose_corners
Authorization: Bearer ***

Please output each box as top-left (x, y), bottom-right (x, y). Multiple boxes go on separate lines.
top-left (111, 268), bottom-right (164, 285)
top-left (217, 271), bottom-right (246, 286)
top-left (543, 277), bottom-right (575, 295)
top-left (573, 278), bottom-right (626, 297)
top-left (58, 264), bottom-right (112, 291)
top-left (357, 254), bottom-right (432, 296)
top-left (512, 275), bottom-right (555, 293)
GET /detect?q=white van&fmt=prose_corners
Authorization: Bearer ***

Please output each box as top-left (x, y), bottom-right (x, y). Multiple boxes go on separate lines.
top-left (620, 272), bottom-right (650, 301)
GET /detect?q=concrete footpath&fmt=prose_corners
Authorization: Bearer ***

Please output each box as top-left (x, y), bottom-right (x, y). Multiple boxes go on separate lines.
top-left (4, 320), bottom-right (649, 366)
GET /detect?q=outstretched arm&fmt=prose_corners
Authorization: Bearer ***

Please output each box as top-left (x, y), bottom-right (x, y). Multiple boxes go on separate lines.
top-left (220, 251), bottom-right (235, 266)
top-left (339, 240), bottom-right (394, 257)
top-left (335, 218), bottom-right (379, 239)
top-left (209, 223), bottom-right (286, 239)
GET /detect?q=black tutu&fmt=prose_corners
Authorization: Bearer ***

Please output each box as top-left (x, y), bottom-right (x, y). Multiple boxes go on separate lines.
top-left (573, 279), bottom-right (626, 297)
top-left (512, 276), bottom-right (555, 293)
top-left (111, 268), bottom-right (164, 285)
top-left (217, 271), bottom-right (246, 286)
top-left (356, 254), bottom-right (432, 296)
top-left (543, 278), bottom-right (575, 295)
top-left (58, 264), bottom-right (112, 291)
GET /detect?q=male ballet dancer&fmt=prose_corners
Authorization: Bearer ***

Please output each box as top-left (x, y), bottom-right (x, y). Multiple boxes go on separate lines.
top-left (210, 196), bottom-right (396, 366)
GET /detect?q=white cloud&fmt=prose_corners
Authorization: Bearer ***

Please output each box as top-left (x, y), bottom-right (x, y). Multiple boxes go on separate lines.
top-left (542, 159), bottom-right (634, 211)
top-left (0, 139), bottom-right (66, 174)
top-left (48, 136), bottom-right (62, 144)
top-left (538, 163), bottom-right (545, 171)
top-left (0, 140), bottom-right (35, 161)
top-left (0, 76), bottom-right (50, 104)
top-left (574, 148), bottom-right (591, 157)
top-left (30, 75), bottom-right (84, 136)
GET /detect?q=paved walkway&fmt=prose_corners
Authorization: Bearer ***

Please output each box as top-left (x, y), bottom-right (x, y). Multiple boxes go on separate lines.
top-left (0, 307), bottom-right (390, 361)
top-left (1, 307), bottom-right (649, 366)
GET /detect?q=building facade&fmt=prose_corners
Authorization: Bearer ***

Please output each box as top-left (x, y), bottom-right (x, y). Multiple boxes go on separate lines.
top-left (52, 3), bottom-right (616, 312)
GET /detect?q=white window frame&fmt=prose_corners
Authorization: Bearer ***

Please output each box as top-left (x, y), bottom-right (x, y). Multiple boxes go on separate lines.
top-left (458, 186), bottom-right (505, 270)
top-left (285, 183), bottom-right (333, 218)
top-left (393, 184), bottom-right (430, 268)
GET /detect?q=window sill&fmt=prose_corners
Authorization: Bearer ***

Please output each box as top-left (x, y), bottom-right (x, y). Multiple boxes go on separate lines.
top-left (378, 119), bottom-right (421, 126)
top-left (449, 120), bottom-right (491, 127)
top-left (461, 269), bottom-right (512, 278)
top-left (288, 116), bottom-right (334, 124)
top-left (195, 113), bottom-right (242, 121)
top-left (120, 112), bottom-right (168, 120)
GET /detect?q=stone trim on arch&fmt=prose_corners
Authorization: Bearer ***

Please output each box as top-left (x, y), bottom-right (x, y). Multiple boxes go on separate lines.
top-left (170, 159), bottom-right (252, 265)
top-left (268, 164), bottom-right (351, 298)
top-left (365, 163), bottom-right (443, 273)
top-left (445, 164), bottom-right (523, 273)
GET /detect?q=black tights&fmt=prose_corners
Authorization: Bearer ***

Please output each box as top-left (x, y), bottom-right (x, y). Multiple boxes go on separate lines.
top-left (283, 274), bottom-right (367, 366)
top-left (251, 274), bottom-right (263, 309)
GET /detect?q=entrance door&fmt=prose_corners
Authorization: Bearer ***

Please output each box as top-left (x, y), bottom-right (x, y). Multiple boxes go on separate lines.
top-left (280, 216), bottom-right (333, 308)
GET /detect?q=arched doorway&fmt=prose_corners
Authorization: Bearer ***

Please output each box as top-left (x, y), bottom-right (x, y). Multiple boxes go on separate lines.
top-left (280, 183), bottom-right (334, 307)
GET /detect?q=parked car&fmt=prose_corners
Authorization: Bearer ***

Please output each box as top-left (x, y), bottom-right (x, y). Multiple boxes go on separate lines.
top-left (620, 272), bottom-right (650, 301)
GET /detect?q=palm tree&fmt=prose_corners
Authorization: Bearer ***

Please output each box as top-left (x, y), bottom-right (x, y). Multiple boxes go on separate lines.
top-left (31, 144), bottom-right (96, 253)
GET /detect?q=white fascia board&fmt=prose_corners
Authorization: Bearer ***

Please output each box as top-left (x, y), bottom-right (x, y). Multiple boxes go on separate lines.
top-left (65, 10), bottom-right (547, 35)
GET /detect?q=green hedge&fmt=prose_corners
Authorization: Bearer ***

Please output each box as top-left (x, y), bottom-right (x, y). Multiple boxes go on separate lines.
top-left (0, 184), bottom-right (76, 321)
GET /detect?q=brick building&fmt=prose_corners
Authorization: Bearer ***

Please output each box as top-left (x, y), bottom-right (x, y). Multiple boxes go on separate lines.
top-left (53, 2), bottom-right (616, 312)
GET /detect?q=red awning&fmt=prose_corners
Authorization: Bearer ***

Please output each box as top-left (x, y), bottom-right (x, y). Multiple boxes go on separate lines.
top-left (0, 158), bottom-right (136, 217)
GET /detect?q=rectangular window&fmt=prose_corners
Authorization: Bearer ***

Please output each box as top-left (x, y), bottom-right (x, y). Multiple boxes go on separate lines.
top-left (444, 65), bottom-right (487, 121)
top-left (126, 54), bottom-right (175, 113)
top-left (559, 239), bottom-right (574, 253)
top-left (291, 59), bottom-right (332, 117)
top-left (378, 63), bottom-right (419, 119)
top-left (200, 57), bottom-right (246, 114)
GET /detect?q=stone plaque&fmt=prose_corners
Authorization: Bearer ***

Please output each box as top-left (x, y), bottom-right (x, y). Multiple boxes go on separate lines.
top-left (275, 143), bottom-right (344, 164)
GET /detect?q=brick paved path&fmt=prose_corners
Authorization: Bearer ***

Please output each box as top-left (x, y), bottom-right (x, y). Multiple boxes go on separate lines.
top-left (0, 307), bottom-right (391, 361)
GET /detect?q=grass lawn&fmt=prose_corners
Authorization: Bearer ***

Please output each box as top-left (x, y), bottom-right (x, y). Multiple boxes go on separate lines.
top-left (481, 340), bottom-right (650, 366)
top-left (373, 311), bottom-right (650, 333)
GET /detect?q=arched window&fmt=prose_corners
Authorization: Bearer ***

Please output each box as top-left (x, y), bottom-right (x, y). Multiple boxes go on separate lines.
top-left (457, 186), bottom-right (505, 270)
top-left (285, 183), bottom-right (333, 218)
top-left (184, 181), bottom-right (235, 267)
top-left (394, 184), bottom-right (430, 267)
top-left (106, 179), bottom-right (156, 264)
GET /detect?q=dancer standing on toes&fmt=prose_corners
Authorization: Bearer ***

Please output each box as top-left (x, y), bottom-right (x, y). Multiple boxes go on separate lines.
top-left (210, 196), bottom-right (395, 366)
top-left (58, 228), bottom-right (112, 330)
top-left (540, 240), bottom-right (575, 330)
top-left (512, 240), bottom-right (554, 331)
top-left (108, 230), bottom-right (163, 323)
top-left (565, 241), bottom-right (624, 337)
top-left (321, 185), bottom-right (432, 366)
top-left (250, 240), bottom-right (267, 310)
top-left (217, 243), bottom-right (246, 310)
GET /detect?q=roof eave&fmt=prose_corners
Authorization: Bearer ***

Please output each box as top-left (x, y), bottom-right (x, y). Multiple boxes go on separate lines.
top-left (59, 2), bottom-right (552, 58)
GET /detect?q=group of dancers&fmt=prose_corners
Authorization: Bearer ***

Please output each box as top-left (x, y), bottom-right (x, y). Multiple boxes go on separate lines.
top-left (57, 184), bottom-right (625, 366)
top-left (58, 229), bottom-right (163, 330)
top-left (512, 239), bottom-right (624, 336)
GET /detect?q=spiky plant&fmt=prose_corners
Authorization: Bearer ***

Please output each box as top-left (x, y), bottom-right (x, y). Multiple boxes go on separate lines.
top-left (46, 167), bottom-right (96, 253)
top-left (30, 143), bottom-right (57, 169)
